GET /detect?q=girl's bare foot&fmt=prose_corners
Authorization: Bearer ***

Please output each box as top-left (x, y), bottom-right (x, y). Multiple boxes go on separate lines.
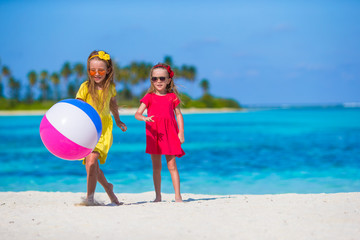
top-left (106, 183), bottom-right (123, 205)
top-left (153, 196), bottom-right (162, 202)
top-left (175, 194), bottom-right (183, 202)
top-left (86, 194), bottom-right (95, 205)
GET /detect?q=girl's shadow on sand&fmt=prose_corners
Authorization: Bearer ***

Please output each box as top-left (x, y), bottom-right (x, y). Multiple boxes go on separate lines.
top-left (125, 196), bottom-right (232, 205)
top-left (183, 197), bottom-right (228, 202)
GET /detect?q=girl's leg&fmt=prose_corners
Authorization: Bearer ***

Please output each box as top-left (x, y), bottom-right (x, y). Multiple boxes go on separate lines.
top-left (97, 168), bottom-right (122, 205)
top-left (165, 155), bottom-right (182, 202)
top-left (151, 154), bottom-right (162, 202)
top-left (85, 152), bottom-right (100, 203)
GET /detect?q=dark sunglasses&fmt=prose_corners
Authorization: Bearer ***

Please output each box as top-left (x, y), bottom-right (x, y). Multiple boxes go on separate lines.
top-left (151, 77), bottom-right (167, 82)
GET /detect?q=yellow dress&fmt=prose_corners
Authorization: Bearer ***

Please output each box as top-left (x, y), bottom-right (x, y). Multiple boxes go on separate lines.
top-left (76, 82), bottom-right (116, 164)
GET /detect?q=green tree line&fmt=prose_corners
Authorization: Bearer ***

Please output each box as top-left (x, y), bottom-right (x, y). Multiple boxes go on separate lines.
top-left (0, 56), bottom-right (240, 110)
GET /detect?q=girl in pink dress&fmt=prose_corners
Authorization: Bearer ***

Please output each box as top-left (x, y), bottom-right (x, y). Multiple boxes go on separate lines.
top-left (135, 63), bottom-right (185, 202)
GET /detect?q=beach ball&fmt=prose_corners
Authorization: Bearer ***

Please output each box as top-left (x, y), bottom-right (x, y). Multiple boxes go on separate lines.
top-left (39, 99), bottom-right (102, 160)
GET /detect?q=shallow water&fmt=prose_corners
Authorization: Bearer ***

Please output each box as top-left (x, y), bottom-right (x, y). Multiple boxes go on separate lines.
top-left (0, 107), bottom-right (359, 194)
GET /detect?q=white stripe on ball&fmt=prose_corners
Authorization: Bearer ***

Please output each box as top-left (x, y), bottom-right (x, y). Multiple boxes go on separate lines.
top-left (46, 102), bottom-right (99, 149)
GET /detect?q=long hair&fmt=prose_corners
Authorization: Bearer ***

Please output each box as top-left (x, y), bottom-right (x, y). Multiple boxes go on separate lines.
top-left (86, 50), bottom-right (115, 113)
top-left (147, 63), bottom-right (181, 101)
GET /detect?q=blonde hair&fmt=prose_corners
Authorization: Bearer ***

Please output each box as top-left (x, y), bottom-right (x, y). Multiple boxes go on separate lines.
top-left (147, 63), bottom-right (181, 102)
top-left (86, 50), bottom-right (115, 113)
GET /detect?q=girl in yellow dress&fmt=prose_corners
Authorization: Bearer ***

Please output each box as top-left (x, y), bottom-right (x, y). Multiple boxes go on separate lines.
top-left (76, 50), bottom-right (127, 205)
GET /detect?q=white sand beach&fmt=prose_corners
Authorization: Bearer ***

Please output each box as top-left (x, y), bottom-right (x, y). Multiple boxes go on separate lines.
top-left (0, 191), bottom-right (359, 240)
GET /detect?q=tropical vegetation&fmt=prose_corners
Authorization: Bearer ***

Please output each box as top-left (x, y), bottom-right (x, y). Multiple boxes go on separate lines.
top-left (0, 56), bottom-right (241, 110)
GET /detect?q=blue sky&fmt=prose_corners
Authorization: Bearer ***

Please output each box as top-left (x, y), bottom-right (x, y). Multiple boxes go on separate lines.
top-left (1, 0), bottom-right (359, 105)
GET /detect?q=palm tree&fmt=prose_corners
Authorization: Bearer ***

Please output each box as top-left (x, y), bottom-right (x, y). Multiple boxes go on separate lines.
top-left (1, 66), bottom-right (10, 77)
top-left (0, 58), bottom-right (2, 98)
top-left (50, 72), bottom-right (60, 101)
top-left (200, 79), bottom-right (210, 95)
top-left (113, 61), bottom-right (121, 83)
top-left (126, 62), bottom-right (150, 84)
top-left (164, 56), bottom-right (173, 66)
top-left (180, 65), bottom-right (196, 81)
top-left (187, 66), bottom-right (196, 81)
top-left (68, 63), bottom-right (85, 98)
top-left (1, 66), bottom-right (11, 98)
top-left (68, 84), bottom-right (77, 98)
top-left (61, 62), bottom-right (72, 98)
top-left (8, 77), bottom-right (21, 101)
top-left (140, 62), bottom-right (152, 80)
top-left (129, 62), bottom-right (140, 85)
top-left (39, 70), bottom-right (49, 101)
top-left (116, 64), bottom-right (133, 100)
top-left (27, 70), bottom-right (37, 103)
top-left (73, 63), bottom-right (85, 88)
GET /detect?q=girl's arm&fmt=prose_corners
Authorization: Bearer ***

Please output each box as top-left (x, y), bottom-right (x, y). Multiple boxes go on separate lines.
top-left (135, 103), bottom-right (154, 122)
top-left (110, 97), bottom-right (127, 132)
top-left (174, 106), bottom-right (185, 144)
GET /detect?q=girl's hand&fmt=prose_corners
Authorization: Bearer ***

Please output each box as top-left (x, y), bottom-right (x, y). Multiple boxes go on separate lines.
top-left (116, 121), bottom-right (127, 132)
top-left (178, 132), bottom-right (185, 144)
top-left (143, 116), bottom-right (155, 122)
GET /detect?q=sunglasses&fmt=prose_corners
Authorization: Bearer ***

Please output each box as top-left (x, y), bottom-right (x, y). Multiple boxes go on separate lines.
top-left (89, 68), bottom-right (107, 76)
top-left (151, 77), bottom-right (167, 82)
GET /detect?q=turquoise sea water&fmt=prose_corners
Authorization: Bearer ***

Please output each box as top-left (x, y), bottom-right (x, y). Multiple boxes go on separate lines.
top-left (0, 107), bottom-right (359, 195)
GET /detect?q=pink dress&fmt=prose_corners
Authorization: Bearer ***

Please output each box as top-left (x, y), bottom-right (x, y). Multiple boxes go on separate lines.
top-left (140, 93), bottom-right (185, 158)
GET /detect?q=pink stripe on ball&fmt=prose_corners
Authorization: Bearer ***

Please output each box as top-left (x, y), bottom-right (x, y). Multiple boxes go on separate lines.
top-left (40, 115), bottom-right (93, 160)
